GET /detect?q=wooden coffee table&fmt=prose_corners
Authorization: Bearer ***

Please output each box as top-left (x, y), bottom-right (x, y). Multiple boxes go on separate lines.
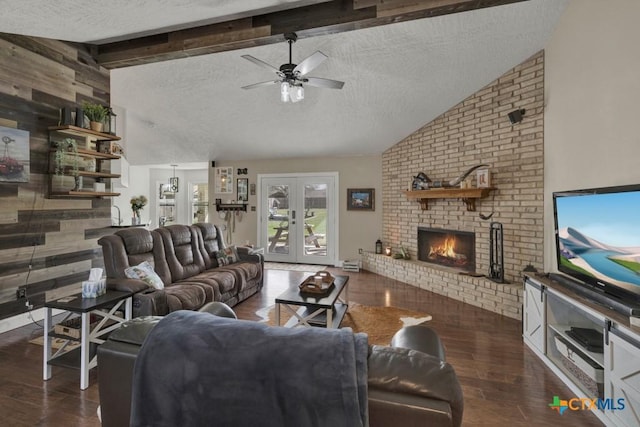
top-left (275, 275), bottom-right (349, 329)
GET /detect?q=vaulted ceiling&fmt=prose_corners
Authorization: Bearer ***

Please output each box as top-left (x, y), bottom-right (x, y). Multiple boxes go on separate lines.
top-left (1, 0), bottom-right (568, 166)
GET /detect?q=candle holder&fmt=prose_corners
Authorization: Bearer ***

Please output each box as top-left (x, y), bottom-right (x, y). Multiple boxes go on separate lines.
top-left (385, 246), bottom-right (392, 256)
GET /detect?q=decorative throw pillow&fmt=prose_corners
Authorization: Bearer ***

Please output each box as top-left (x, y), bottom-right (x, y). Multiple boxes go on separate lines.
top-left (215, 246), bottom-right (239, 266)
top-left (124, 261), bottom-right (164, 290)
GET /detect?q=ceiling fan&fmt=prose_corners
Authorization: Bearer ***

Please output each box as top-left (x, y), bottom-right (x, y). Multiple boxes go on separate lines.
top-left (241, 32), bottom-right (344, 103)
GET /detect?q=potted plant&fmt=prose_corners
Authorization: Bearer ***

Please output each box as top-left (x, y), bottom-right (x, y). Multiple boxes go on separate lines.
top-left (130, 195), bottom-right (148, 225)
top-left (82, 101), bottom-right (109, 132)
top-left (53, 138), bottom-right (80, 190)
top-left (54, 138), bottom-right (79, 176)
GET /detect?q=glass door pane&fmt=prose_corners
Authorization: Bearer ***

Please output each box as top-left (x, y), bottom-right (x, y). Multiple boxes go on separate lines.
top-left (192, 183), bottom-right (209, 224)
top-left (158, 182), bottom-right (176, 227)
top-left (264, 180), bottom-right (296, 260)
top-left (302, 183), bottom-right (327, 257)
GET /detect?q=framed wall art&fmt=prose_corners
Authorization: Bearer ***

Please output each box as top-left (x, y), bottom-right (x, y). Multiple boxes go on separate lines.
top-left (214, 166), bottom-right (233, 194)
top-left (0, 126), bottom-right (30, 183)
top-left (347, 188), bottom-right (375, 211)
top-left (476, 168), bottom-right (491, 188)
top-left (237, 178), bottom-right (248, 202)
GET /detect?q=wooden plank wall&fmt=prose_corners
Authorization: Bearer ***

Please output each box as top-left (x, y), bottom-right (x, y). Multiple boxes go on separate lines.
top-left (0, 33), bottom-right (115, 320)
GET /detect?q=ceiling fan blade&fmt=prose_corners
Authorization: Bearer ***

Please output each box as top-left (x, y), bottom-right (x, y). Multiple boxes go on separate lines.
top-left (241, 80), bottom-right (280, 90)
top-left (304, 77), bottom-right (344, 90)
top-left (241, 55), bottom-right (284, 77)
top-left (293, 51), bottom-right (327, 76)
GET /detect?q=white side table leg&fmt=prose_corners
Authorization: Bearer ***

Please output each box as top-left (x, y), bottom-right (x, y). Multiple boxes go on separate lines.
top-left (80, 312), bottom-right (90, 390)
top-left (43, 307), bottom-right (52, 380)
top-left (125, 296), bottom-right (132, 320)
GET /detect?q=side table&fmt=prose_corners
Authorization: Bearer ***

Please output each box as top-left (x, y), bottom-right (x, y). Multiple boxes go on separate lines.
top-left (246, 246), bottom-right (265, 255)
top-left (43, 290), bottom-right (133, 390)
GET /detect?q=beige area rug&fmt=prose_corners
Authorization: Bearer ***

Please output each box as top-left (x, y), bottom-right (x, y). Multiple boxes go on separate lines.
top-left (257, 302), bottom-right (432, 345)
top-left (264, 262), bottom-right (328, 272)
top-left (30, 335), bottom-right (80, 351)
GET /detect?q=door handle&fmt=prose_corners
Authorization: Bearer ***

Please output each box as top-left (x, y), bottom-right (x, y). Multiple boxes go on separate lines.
top-left (291, 210), bottom-right (296, 224)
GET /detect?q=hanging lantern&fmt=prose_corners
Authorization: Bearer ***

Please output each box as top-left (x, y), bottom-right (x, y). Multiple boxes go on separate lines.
top-left (375, 239), bottom-right (382, 254)
top-left (106, 107), bottom-right (117, 135)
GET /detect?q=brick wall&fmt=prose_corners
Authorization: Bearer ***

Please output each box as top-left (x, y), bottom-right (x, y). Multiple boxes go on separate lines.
top-left (368, 51), bottom-right (545, 319)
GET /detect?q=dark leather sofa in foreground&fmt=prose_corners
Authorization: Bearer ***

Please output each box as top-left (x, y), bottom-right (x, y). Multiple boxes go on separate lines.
top-left (97, 312), bottom-right (463, 427)
top-left (98, 223), bottom-right (263, 317)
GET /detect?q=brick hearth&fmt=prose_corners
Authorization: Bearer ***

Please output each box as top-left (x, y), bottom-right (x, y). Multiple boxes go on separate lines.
top-left (362, 253), bottom-right (522, 320)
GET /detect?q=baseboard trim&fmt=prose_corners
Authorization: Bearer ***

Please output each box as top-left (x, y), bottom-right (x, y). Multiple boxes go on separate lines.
top-left (0, 308), bottom-right (63, 334)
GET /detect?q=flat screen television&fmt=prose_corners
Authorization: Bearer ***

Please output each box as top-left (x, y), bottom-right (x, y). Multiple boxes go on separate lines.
top-left (553, 184), bottom-right (640, 306)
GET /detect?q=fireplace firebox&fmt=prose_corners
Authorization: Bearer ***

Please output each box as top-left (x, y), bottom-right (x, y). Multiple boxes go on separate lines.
top-left (418, 227), bottom-right (476, 272)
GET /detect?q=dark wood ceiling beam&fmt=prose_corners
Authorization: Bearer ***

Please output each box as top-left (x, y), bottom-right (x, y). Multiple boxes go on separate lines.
top-left (96, 0), bottom-right (529, 69)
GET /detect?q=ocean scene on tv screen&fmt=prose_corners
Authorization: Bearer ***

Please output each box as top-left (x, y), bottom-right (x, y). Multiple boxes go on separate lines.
top-left (556, 191), bottom-right (640, 288)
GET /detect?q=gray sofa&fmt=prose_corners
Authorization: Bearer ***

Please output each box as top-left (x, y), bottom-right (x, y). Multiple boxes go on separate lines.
top-left (97, 313), bottom-right (463, 427)
top-left (98, 223), bottom-right (263, 317)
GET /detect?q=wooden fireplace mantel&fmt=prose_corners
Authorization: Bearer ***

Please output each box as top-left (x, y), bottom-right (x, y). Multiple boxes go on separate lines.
top-left (403, 188), bottom-right (495, 211)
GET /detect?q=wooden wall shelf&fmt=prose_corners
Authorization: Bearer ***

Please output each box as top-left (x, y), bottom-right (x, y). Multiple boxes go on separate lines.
top-left (216, 203), bottom-right (247, 212)
top-left (403, 187), bottom-right (495, 211)
top-left (48, 126), bottom-right (121, 199)
top-left (48, 125), bottom-right (121, 141)
top-left (50, 191), bottom-right (120, 198)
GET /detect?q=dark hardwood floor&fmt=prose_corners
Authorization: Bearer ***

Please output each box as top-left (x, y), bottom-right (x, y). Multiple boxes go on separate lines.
top-left (0, 268), bottom-right (602, 426)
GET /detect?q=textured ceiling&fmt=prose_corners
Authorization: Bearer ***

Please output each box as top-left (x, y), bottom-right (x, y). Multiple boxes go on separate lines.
top-left (0, 0), bottom-right (568, 167)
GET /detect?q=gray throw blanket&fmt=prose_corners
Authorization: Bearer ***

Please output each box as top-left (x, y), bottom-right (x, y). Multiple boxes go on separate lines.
top-left (130, 310), bottom-right (369, 427)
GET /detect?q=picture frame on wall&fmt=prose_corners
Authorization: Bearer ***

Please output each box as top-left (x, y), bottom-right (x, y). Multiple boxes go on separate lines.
top-left (237, 178), bottom-right (248, 202)
top-left (347, 188), bottom-right (375, 211)
top-left (214, 166), bottom-right (233, 194)
top-left (476, 168), bottom-right (491, 188)
top-left (0, 125), bottom-right (30, 183)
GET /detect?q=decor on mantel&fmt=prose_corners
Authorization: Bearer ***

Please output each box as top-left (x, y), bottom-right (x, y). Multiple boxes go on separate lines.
top-left (404, 187), bottom-right (495, 211)
top-left (82, 101), bottom-right (109, 132)
top-left (476, 168), bottom-right (491, 188)
top-left (130, 195), bottom-right (148, 225)
top-left (411, 163), bottom-right (489, 190)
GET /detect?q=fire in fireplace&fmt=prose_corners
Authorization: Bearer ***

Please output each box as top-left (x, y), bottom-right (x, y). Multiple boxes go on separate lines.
top-left (418, 227), bottom-right (476, 272)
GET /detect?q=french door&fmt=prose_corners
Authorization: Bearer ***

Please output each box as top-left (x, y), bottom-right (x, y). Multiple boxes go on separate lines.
top-left (259, 173), bottom-right (337, 265)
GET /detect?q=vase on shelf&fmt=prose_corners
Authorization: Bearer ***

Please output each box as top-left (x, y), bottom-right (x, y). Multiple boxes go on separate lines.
top-left (132, 211), bottom-right (141, 225)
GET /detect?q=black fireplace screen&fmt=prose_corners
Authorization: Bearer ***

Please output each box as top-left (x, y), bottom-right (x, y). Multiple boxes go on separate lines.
top-left (417, 227), bottom-right (476, 272)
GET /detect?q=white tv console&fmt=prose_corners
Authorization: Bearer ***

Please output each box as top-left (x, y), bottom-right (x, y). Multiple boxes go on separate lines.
top-left (523, 273), bottom-right (640, 427)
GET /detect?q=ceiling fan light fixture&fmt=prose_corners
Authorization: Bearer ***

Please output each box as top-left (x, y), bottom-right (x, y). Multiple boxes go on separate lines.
top-left (242, 32), bottom-right (343, 103)
top-left (290, 85), bottom-right (304, 103)
top-left (280, 81), bottom-right (291, 102)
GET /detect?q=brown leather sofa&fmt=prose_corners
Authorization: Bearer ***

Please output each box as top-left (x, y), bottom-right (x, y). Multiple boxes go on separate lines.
top-left (98, 223), bottom-right (263, 317)
top-left (97, 315), bottom-right (463, 427)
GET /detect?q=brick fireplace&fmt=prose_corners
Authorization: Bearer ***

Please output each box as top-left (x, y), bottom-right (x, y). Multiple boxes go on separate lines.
top-left (363, 51), bottom-right (546, 320)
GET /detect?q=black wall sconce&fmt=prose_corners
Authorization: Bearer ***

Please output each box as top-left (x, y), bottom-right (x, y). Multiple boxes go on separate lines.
top-left (237, 168), bottom-right (248, 175)
top-left (508, 108), bottom-right (526, 124)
